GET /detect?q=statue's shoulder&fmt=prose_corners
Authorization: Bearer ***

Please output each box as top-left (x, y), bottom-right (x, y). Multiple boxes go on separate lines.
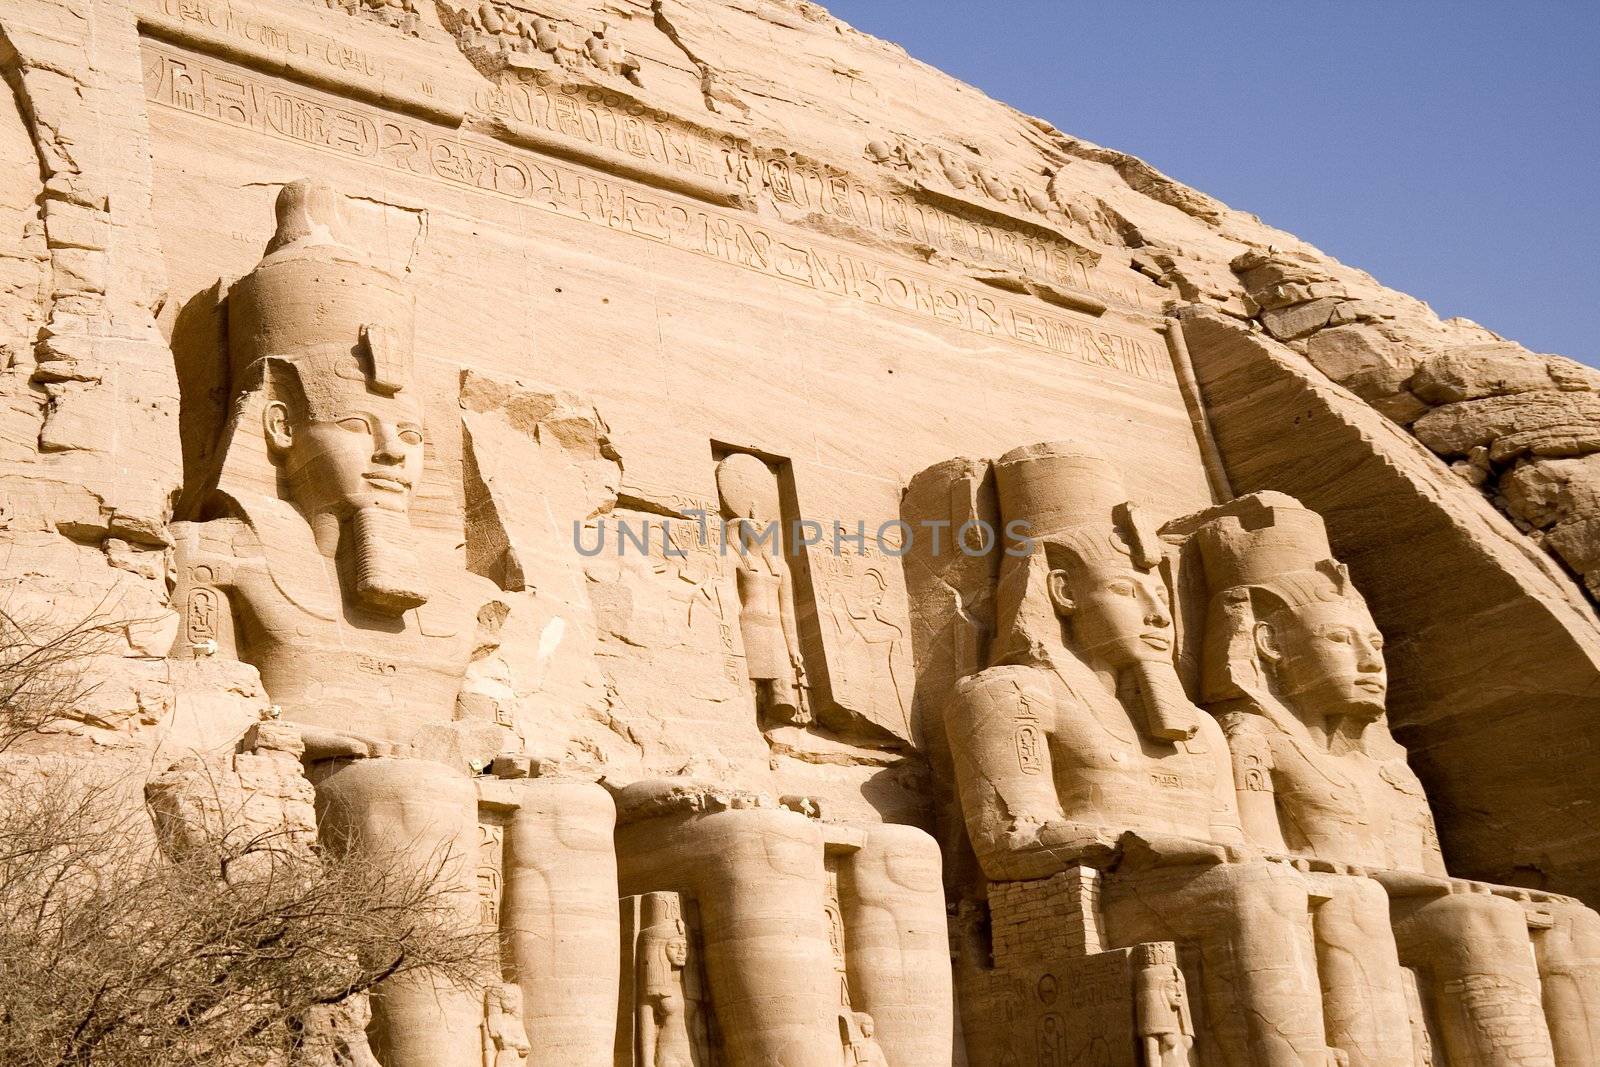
top-left (949, 664), bottom-right (1055, 716)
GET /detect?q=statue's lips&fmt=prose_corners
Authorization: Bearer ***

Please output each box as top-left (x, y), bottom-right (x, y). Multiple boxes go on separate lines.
top-left (1353, 677), bottom-right (1386, 694)
top-left (1139, 632), bottom-right (1172, 651)
top-left (362, 472), bottom-right (411, 493)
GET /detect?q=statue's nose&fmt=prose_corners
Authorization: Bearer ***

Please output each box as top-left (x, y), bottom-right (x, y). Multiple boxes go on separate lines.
top-left (371, 424), bottom-right (405, 464)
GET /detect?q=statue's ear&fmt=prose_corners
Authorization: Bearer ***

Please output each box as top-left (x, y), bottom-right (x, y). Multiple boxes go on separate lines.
top-left (1046, 569), bottom-right (1075, 616)
top-left (263, 400), bottom-right (294, 455)
top-left (1253, 620), bottom-right (1282, 665)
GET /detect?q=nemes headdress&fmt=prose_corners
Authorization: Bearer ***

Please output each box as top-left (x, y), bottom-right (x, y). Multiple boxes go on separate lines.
top-left (1189, 492), bottom-right (1361, 704)
top-left (226, 179), bottom-right (415, 414)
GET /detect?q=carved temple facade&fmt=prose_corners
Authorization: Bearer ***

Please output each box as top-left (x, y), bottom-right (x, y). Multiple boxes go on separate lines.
top-left (3, 0), bottom-right (1600, 1063)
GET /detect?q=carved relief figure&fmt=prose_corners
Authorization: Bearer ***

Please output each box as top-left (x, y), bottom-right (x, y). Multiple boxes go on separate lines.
top-left (842, 1011), bottom-right (889, 1067)
top-left (1134, 942), bottom-right (1196, 1067)
top-left (825, 567), bottom-right (910, 736)
top-left (639, 917), bottom-right (698, 1067)
top-left (584, 22), bottom-right (642, 84)
top-left (942, 443), bottom-right (1338, 1064)
top-left (1188, 491), bottom-right (1600, 1066)
top-left (482, 983), bottom-right (532, 1067)
top-left (171, 178), bottom-right (507, 749)
top-left (715, 452), bottom-right (808, 727)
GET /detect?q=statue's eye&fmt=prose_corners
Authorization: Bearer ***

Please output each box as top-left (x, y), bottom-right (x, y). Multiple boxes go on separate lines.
top-left (337, 417), bottom-right (369, 434)
top-left (1369, 634), bottom-right (1385, 650)
top-left (1108, 581), bottom-right (1136, 597)
top-left (1325, 629), bottom-right (1350, 643)
top-left (398, 427), bottom-right (423, 446)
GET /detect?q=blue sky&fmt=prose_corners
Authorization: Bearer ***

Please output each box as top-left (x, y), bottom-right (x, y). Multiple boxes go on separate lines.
top-left (821, 1), bottom-right (1600, 365)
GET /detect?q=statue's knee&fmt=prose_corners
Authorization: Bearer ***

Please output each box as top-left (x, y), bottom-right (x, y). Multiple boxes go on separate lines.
top-left (1314, 875), bottom-right (1394, 939)
top-left (506, 779), bottom-right (615, 855)
top-left (858, 823), bottom-right (944, 896)
top-left (697, 807), bottom-right (824, 885)
top-left (1218, 859), bottom-right (1308, 917)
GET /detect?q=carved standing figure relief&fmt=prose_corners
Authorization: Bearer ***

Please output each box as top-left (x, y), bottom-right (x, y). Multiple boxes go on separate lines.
top-left (642, 926), bottom-right (697, 1067)
top-left (715, 452), bottom-right (809, 728)
top-left (1185, 491), bottom-right (1600, 1067)
top-left (627, 891), bottom-right (706, 1067)
top-left (1134, 942), bottom-right (1196, 1067)
top-left (942, 442), bottom-right (1343, 1064)
top-left (825, 567), bottom-right (910, 735)
top-left (841, 1011), bottom-right (889, 1067)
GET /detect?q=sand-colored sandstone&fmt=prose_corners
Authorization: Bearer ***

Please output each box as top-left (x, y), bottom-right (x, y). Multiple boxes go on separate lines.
top-left (2, 0), bottom-right (1599, 1061)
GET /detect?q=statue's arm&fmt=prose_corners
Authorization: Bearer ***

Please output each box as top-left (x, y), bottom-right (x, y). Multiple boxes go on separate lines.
top-left (945, 667), bottom-right (1117, 879)
top-left (1221, 718), bottom-right (1289, 854)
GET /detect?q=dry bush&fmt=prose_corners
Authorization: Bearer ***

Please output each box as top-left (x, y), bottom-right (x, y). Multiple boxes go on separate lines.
top-left (0, 596), bottom-right (123, 751)
top-left (0, 606), bottom-right (491, 1066)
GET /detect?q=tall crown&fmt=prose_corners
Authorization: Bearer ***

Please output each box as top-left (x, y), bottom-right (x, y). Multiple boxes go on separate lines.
top-left (1191, 492), bottom-right (1342, 598)
top-left (1190, 492), bottom-right (1362, 704)
top-left (226, 180), bottom-right (415, 399)
top-left (994, 442), bottom-right (1160, 567)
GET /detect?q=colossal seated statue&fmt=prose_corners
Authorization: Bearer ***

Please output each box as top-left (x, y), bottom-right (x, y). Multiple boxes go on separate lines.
top-left (168, 180), bottom-right (621, 1067)
top-left (944, 442), bottom-right (1394, 1065)
top-left (1183, 492), bottom-right (1600, 1066)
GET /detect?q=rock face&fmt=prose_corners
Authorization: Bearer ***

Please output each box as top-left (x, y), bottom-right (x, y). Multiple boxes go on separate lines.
top-left (1, 0), bottom-right (1598, 1062)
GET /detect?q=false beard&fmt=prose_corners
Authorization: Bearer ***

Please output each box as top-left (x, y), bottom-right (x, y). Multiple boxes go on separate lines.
top-left (347, 505), bottom-right (428, 615)
top-left (1119, 659), bottom-right (1199, 743)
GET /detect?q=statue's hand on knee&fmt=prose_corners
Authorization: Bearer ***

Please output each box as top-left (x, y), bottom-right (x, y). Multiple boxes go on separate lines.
top-left (1118, 830), bottom-right (1230, 871)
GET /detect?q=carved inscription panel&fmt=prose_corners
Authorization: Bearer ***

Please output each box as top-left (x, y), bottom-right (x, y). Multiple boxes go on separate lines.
top-left (139, 41), bottom-right (1173, 385)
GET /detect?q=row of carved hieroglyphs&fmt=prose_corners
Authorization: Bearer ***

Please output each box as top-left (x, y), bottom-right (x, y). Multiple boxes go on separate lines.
top-left (140, 42), bottom-right (1174, 384)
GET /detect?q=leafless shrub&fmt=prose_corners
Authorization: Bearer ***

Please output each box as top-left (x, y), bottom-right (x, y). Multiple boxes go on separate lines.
top-left (0, 607), bottom-right (492, 1066)
top-left (0, 596), bottom-right (124, 751)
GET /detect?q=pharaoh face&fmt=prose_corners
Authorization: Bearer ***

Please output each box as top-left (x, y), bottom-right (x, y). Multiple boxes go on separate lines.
top-left (1050, 555), bottom-right (1173, 668)
top-left (265, 382), bottom-right (424, 521)
top-left (1259, 597), bottom-right (1387, 719)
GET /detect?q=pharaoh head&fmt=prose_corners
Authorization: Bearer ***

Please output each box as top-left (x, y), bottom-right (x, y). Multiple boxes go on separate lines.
top-left (224, 180), bottom-right (427, 615)
top-left (992, 443), bottom-right (1194, 742)
top-left (994, 443), bottom-right (1171, 670)
top-left (1194, 493), bottom-right (1387, 722)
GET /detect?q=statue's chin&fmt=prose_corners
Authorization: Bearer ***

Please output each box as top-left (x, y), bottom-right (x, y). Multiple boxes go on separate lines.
top-left (1338, 690), bottom-right (1386, 721)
